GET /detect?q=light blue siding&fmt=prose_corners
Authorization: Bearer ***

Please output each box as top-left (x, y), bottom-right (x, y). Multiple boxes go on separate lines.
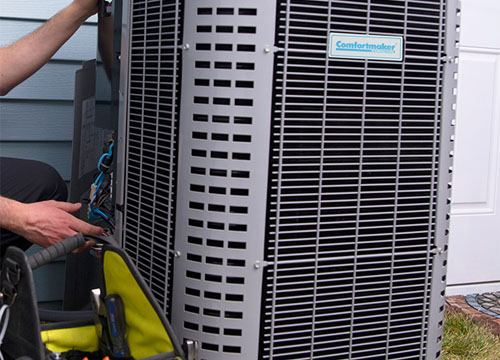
top-left (0, 3), bottom-right (97, 182)
top-left (0, 100), bottom-right (73, 141)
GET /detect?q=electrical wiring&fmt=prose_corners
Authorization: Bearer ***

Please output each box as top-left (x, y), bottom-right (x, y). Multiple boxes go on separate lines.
top-left (88, 138), bottom-right (115, 230)
top-left (91, 208), bottom-right (115, 228)
top-left (98, 141), bottom-right (114, 171)
top-left (90, 140), bottom-right (114, 204)
top-left (96, 192), bottom-right (110, 208)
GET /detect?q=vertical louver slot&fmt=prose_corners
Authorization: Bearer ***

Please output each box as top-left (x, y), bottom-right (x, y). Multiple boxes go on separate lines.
top-left (123, 0), bottom-right (183, 317)
top-left (262, 0), bottom-right (447, 359)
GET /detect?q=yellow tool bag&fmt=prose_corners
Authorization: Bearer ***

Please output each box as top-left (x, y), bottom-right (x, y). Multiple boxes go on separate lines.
top-left (0, 234), bottom-right (196, 360)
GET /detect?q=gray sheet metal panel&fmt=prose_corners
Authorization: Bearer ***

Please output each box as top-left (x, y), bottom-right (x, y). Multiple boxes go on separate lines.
top-left (171, 1), bottom-right (277, 359)
top-left (427, 1), bottom-right (460, 359)
top-left (114, 0), bottom-right (132, 247)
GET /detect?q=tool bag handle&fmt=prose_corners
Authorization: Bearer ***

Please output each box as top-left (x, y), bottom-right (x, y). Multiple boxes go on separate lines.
top-left (27, 233), bottom-right (86, 270)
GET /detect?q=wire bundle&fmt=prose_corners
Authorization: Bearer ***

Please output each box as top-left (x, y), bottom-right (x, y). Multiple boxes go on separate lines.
top-left (89, 140), bottom-right (115, 229)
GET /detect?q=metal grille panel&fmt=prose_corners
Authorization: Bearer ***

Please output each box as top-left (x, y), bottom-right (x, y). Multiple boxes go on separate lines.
top-left (171, 2), bottom-right (277, 359)
top-left (122, 0), bottom-right (183, 316)
top-left (262, 1), bottom-right (453, 359)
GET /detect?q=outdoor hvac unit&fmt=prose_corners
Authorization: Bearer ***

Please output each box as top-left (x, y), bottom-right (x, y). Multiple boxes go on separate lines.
top-left (114, 0), bottom-right (460, 359)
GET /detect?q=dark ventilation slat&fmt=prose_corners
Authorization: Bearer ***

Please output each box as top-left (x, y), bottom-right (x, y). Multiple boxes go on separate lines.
top-left (123, 0), bottom-right (184, 318)
top-left (262, 0), bottom-right (446, 359)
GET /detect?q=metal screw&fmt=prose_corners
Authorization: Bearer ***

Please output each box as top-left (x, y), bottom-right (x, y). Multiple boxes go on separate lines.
top-left (174, 250), bottom-right (181, 258)
top-left (183, 43), bottom-right (190, 50)
top-left (254, 261), bottom-right (261, 269)
top-left (264, 45), bottom-right (271, 53)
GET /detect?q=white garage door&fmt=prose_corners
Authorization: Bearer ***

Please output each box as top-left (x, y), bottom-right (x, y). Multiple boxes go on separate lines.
top-left (447, 0), bottom-right (500, 295)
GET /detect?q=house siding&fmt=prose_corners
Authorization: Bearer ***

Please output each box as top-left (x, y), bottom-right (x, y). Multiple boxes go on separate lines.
top-left (0, 0), bottom-right (97, 182)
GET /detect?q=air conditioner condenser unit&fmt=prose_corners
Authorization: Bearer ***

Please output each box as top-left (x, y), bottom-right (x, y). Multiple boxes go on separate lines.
top-left (114, 1), bottom-right (460, 359)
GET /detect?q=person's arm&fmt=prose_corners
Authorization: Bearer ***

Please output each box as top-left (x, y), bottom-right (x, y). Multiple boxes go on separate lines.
top-left (0, 0), bottom-right (98, 96)
top-left (0, 196), bottom-right (103, 248)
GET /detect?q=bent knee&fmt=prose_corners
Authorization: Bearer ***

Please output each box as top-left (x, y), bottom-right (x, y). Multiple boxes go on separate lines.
top-left (34, 161), bottom-right (68, 202)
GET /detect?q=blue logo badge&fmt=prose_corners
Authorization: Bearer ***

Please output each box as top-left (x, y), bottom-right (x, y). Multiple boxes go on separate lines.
top-left (329, 33), bottom-right (403, 61)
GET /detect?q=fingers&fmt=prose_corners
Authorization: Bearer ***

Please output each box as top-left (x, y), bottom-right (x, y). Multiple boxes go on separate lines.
top-left (72, 240), bottom-right (96, 254)
top-left (42, 200), bottom-right (104, 237)
top-left (53, 201), bottom-right (82, 213)
top-left (69, 216), bottom-right (104, 236)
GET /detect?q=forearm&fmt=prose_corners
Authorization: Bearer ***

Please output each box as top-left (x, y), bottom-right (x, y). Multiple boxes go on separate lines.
top-left (0, 196), bottom-right (24, 233)
top-left (0, 2), bottom-right (93, 95)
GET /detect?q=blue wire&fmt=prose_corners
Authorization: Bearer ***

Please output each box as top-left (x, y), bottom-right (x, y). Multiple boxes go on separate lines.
top-left (96, 174), bottom-right (104, 190)
top-left (94, 208), bottom-right (109, 220)
top-left (92, 208), bottom-right (115, 228)
top-left (90, 141), bottom-right (115, 226)
top-left (98, 142), bottom-right (114, 171)
top-left (97, 154), bottom-right (108, 171)
top-left (91, 173), bottom-right (105, 205)
top-left (93, 171), bottom-right (104, 186)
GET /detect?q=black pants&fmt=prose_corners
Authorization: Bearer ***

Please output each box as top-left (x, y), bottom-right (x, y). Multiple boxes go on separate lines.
top-left (0, 157), bottom-right (67, 260)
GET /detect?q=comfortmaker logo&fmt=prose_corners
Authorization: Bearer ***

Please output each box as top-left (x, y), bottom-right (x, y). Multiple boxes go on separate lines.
top-left (335, 41), bottom-right (397, 53)
top-left (329, 33), bottom-right (403, 61)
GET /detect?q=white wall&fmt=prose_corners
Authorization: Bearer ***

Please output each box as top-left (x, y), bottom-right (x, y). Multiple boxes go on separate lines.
top-left (447, 0), bottom-right (500, 295)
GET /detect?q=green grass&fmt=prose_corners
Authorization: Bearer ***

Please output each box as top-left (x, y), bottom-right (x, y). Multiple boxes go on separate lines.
top-left (442, 311), bottom-right (500, 360)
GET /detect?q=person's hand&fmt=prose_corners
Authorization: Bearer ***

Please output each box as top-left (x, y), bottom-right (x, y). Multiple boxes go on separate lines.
top-left (72, 0), bottom-right (99, 18)
top-left (12, 200), bottom-right (104, 248)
